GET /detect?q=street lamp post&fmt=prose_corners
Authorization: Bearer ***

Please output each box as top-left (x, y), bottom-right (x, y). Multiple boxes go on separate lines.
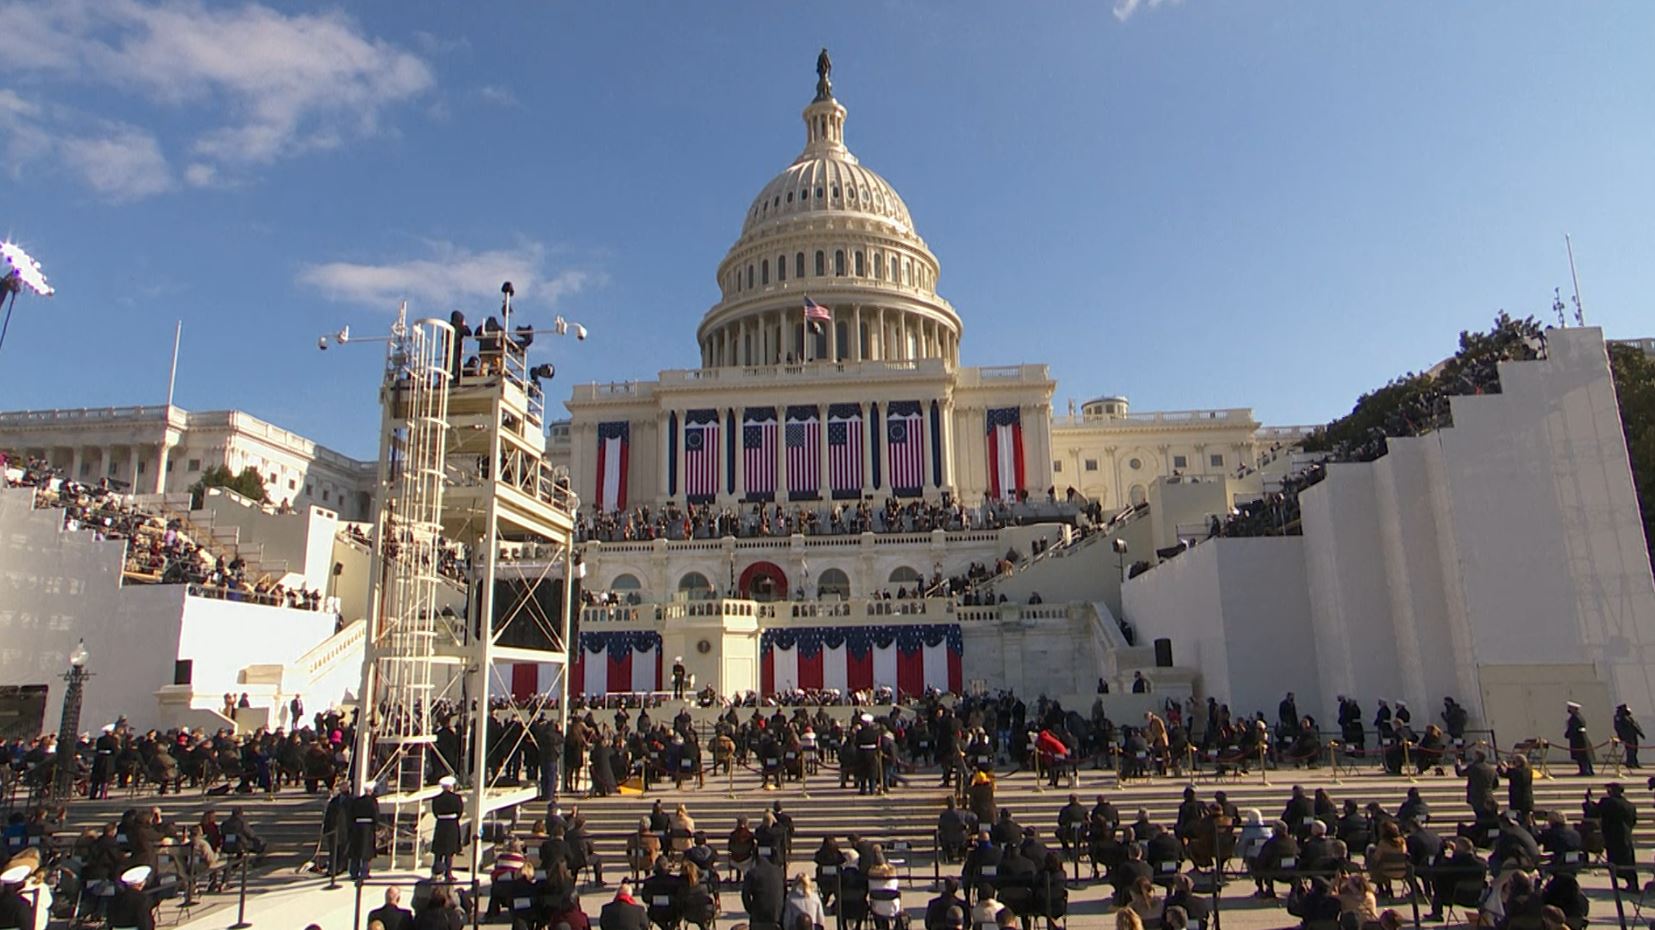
top-left (51, 640), bottom-right (90, 802)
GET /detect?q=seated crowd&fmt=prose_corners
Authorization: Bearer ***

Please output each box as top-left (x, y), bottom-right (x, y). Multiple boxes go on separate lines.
top-left (3, 453), bottom-right (336, 612)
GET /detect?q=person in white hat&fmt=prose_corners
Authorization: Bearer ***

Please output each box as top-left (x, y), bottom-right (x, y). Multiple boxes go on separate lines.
top-left (348, 781), bottom-right (381, 880)
top-left (107, 866), bottom-right (153, 930)
top-left (0, 864), bottom-right (35, 930)
top-left (91, 723), bottom-right (120, 800)
top-left (672, 656), bottom-right (687, 700)
top-left (1566, 702), bottom-right (1594, 776)
top-left (430, 775), bottom-right (463, 880)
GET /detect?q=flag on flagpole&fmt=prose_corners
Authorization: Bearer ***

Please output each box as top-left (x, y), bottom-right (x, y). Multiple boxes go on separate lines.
top-left (803, 295), bottom-right (830, 334)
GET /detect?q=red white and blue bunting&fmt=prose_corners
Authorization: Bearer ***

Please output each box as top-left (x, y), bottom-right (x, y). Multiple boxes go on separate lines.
top-left (760, 624), bottom-right (963, 696)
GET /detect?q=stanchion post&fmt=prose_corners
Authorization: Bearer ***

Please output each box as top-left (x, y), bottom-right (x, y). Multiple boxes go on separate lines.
top-left (1259, 745), bottom-right (1269, 786)
top-left (1034, 751), bottom-right (1045, 794)
top-left (800, 751), bottom-right (811, 800)
top-left (350, 874), bottom-right (364, 930)
top-left (325, 823), bottom-right (340, 891)
top-left (1329, 741), bottom-right (1342, 786)
top-left (229, 854), bottom-right (252, 929)
top-left (726, 753), bottom-right (736, 800)
top-left (1209, 864), bottom-right (1222, 930)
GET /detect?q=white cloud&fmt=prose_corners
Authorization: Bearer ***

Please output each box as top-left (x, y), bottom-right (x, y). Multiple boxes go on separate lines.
top-left (0, 0), bottom-right (432, 184)
top-left (1113, 0), bottom-right (1181, 22)
top-left (478, 85), bottom-right (519, 108)
top-left (0, 87), bottom-right (172, 200)
top-left (61, 126), bottom-right (173, 200)
top-left (299, 242), bottom-right (594, 313)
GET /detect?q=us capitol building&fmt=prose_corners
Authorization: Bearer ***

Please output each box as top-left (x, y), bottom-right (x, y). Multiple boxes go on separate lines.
top-left (551, 60), bottom-right (1291, 603)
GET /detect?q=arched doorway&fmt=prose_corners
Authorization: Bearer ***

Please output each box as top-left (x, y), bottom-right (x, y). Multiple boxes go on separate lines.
top-left (738, 561), bottom-right (789, 602)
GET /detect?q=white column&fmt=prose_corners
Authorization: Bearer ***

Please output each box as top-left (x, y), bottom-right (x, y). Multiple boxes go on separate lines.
top-left (658, 410), bottom-right (670, 500)
top-left (851, 306), bottom-right (862, 362)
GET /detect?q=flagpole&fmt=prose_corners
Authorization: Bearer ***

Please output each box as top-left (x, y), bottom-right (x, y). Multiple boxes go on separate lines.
top-left (165, 320), bottom-right (182, 408)
top-left (1565, 234), bottom-right (1586, 326)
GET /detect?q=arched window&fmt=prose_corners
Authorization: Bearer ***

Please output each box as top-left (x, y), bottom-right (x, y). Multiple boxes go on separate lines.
top-left (777, 255), bottom-right (786, 282)
top-left (873, 252), bottom-right (883, 279)
top-left (677, 571), bottom-right (714, 600)
top-left (795, 252), bottom-right (805, 279)
top-left (834, 250), bottom-right (845, 276)
top-left (761, 259), bottom-right (769, 286)
top-left (888, 566), bottom-right (923, 590)
top-left (854, 251), bottom-right (865, 277)
top-left (746, 264), bottom-right (754, 289)
top-left (815, 251), bottom-right (825, 276)
top-left (818, 568), bottom-right (851, 600)
top-left (610, 573), bottom-right (642, 602)
top-left (835, 321), bottom-right (849, 360)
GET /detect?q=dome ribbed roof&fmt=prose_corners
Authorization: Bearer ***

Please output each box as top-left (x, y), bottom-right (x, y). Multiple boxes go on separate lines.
top-left (741, 153), bottom-right (915, 239)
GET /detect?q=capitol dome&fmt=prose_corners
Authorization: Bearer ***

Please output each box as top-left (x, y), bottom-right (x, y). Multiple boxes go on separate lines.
top-left (696, 55), bottom-right (961, 370)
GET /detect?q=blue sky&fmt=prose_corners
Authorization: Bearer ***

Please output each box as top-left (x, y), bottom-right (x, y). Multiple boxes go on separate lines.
top-left (2, 1), bottom-right (1652, 459)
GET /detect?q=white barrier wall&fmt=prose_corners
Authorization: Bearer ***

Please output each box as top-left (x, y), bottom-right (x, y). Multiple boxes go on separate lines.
top-left (1122, 327), bottom-right (1655, 743)
top-left (1122, 537), bottom-right (1322, 719)
top-left (0, 487), bottom-right (344, 733)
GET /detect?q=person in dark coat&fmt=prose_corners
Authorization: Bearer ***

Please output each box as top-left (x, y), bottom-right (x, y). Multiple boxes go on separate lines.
top-left (599, 883), bottom-right (649, 930)
top-left (1454, 750), bottom-right (1498, 814)
top-left (369, 886), bottom-right (415, 930)
top-left (0, 865), bottom-right (36, 930)
top-left (430, 776), bottom-right (464, 880)
top-left (1497, 753), bottom-right (1534, 815)
top-left (1615, 705), bottom-right (1644, 768)
top-left (107, 865), bottom-right (155, 930)
top-left (412, 888), bottom-right (456, 930)
top-left (1585, 782), bottom-right (1638, 892)
top-left (1566, 703), bottom-right (1594, 776)
top-left (349, 780), bottom-right (381, 881)
top-left (742, 856), bottom-right (786, 928)
top-left (324, 786), bottom-right (352, 876)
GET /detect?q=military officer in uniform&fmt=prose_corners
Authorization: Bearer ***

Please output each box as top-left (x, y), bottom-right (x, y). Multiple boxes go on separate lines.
top-left (90, 724), bottom-right (118, 800)
top-left (349, 780), bottom-right (381, 881)
top-left (0, 864), bottom-right (36, 930)
top-left (107, 865), bottom-right (154, 930)
top-left (430, 776), bottom-right (464, 880)
top-left (1566, 702), bottom-right (1594, 776)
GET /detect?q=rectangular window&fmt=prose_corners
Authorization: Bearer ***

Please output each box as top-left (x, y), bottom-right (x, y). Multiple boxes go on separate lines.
top-left (137, 461), bottom-right (147, 474)
top-left (1210, 454), bottom-right (1224, 467)
top-left (187, 459), bottom-right (201, 472)
top-left (288, 479), bottom-right (297, 490)
top-left (173, 659), bottom-right (193, 686)
top-left (1172, 455), bottom-right (1187, 469)
top-left (323, 489), bottom-right (330, 502)
top-left (1084, 459), bottom-right (1099, 472)
top-left (166, 460), bottom-right (174, 473)
top-left (1052, 461), bottom-right (1062, 473)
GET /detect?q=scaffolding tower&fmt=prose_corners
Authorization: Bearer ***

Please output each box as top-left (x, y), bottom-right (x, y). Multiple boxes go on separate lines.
top-left (352, 303), bottom-right (579, 872)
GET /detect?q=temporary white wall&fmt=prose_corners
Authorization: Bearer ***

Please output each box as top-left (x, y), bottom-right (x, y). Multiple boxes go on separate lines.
top-left (1122, 327), bottom-right (1655, 742)
top-left (1122, 537), bottom-right (1322, 720)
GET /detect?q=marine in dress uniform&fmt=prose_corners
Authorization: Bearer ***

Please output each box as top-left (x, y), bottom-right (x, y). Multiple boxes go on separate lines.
top-left (350, 780), bottom-right (382, 881)
top-left (107, 866), bottom-right (154, 930)
top-left (430, 776), bottom-right (464, 880)
top-left (1566, 702), bottom-right (1595, 776)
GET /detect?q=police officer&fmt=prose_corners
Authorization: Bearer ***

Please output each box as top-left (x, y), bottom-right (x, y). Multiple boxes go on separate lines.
top-left (431, 776), bottom-right (463, 880)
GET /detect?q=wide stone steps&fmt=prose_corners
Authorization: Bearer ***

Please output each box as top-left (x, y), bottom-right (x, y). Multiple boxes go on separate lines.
top-left (528, 765), bottom-right (1650, 865)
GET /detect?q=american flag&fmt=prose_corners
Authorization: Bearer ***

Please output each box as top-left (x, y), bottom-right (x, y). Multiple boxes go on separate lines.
top-left (684, 416), bottom-right (718, 501)
top-left (803, 295), bottom-right (830, 333)
top-left (827, 408), bottom-right (863, 498)
top-left (743, 409), bottom-right (777, 500)
top-left (786, 407), bottom-right (820, 499)
top-left (887, 403), bottom-right (924, 495)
